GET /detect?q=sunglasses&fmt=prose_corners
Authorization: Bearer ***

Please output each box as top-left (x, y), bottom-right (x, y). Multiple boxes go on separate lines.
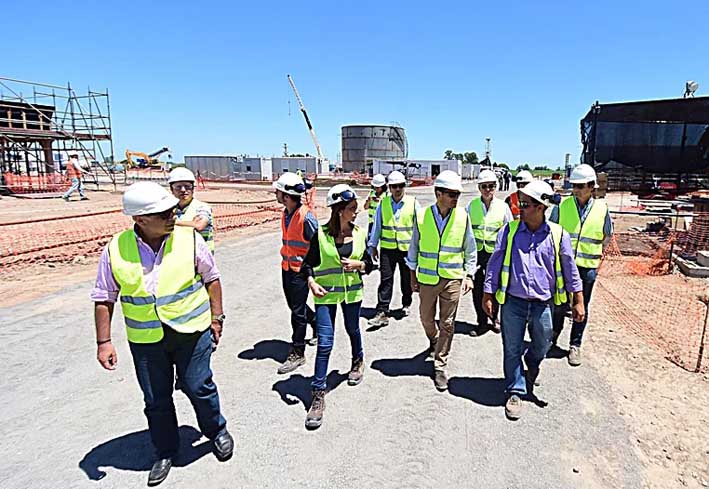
top-left (479, 184), bottom-right (496, 190)
top-left (518, 200), bottom-right (540, 209)
top-left (389, 183), bottom-right (405, 189)
top-left (147, 206), bottom-right (176, 220)
top-left (517, 182), bottom-right (528, 188)
top-left (441, 189), bottom-right (461, 198)
top-left (172, 183), bottom-right (194, 191)
top-left (572, 183), bottom-right (589, 189)
top-left (333, 190), bottom-right (357, 202)
top-left (285, 183), bottom-right (306, 193)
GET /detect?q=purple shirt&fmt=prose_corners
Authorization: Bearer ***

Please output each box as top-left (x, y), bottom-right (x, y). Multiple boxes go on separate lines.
top-left (90, 228), bottom-right (220, 303)
top-left (484, 220), bottom-right (582, 301)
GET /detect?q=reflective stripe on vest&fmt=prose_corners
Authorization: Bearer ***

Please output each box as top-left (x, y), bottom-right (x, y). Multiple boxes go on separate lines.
top-left (557, 197), bottom-right (607, 269)
top-left (495, 221), bottom-right (567, 306)
top-left (380, 195), bottom-right (415, 251)
top-left (281, 205), bottom-right (311, 272)
top-left (416, 206), bottom-right (468, 285)
top-left (108, 227), bottom-right (212, 343)
top-left (313, 226), bottom-right (367, 304)
top-left (368, 190), bottom-right (384, 224)
top-left (468, 197), bottom-right (506, 253)
top-left (179, 198), bottom-right (215, 253)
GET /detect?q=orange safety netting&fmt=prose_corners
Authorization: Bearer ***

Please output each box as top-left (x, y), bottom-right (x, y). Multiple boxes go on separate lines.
top-left (3, 172), bottom-right (71, 193)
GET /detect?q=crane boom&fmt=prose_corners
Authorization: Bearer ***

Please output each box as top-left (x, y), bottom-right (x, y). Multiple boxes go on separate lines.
top-left (287, 74), bottom-right (325, 162)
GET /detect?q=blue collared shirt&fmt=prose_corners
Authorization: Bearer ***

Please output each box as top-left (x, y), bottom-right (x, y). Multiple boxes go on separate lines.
top-left (367, 195), bottom-right (421, 252)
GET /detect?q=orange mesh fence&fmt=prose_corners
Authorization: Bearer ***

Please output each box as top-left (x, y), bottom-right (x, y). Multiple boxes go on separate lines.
top-left (0, 203), bottom-right (281, 269)
top-left (3, 172), bottom-right (71, 193)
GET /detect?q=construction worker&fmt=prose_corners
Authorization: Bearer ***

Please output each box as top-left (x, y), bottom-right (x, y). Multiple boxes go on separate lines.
top-left (549, 163), bottom-right (613, 366)
top-left (168, 167), bottom-right (214, 254)
top-left (505, 170), bottom-right (534, 220)
top-left (483, 180), bottom-right (584, 420)
top-left (367, 170), bottom-right (419, 328)
top-left (301, 184), bottom-right (374, 429)
top-left (90, 182), bottom-right (233, 486)
top-left (407, 170), bottom-right (477, 391)
top-left (273, 172), bottom-right (319, 374)
top-left (364, 173), bottom-right (387, 237)
top-left (62, 153), bottom-right (90, 201)
top-left (467, 169), bottom-right (512, 336)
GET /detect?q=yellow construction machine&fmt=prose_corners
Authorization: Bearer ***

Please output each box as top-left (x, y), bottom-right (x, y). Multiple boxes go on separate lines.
top-left (124, 147), bottom-right (171, 168)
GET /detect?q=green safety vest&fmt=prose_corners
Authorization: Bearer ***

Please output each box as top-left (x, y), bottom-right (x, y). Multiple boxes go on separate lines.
top-left (416, 206), bottom-right (468, 285)
top-left (558, 197), bottom-right (607, 269)
top-left (380, 195), bottom-right (415, 251)
top-left (468, 197), bottom-right (507, 253)
top-left (108, 227), bottom-right (212, 343)
top-left (495, 221), bottom-right (567, 306)
top-left (367, 190), bottom-right (384, 224)
top-left (313, 225), bottom-right (367, 305)
top-left (179, 198), bottom-right (215, 253)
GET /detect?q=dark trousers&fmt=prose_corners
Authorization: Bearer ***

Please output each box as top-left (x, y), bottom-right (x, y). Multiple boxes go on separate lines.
top-left (129, 327), bottom-right (227, 459)
top-left (376, 247), bottom-right (413, 312)
top-left (552, 266), bottom-right (597, 347)
top-left (282, 269), bottom-right (315, 351)
top-left (473, 250), bottom-right (498, 328)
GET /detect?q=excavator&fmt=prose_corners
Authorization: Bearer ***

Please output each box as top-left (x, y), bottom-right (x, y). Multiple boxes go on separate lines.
top-left (124, 147), bottom-right (171, 168)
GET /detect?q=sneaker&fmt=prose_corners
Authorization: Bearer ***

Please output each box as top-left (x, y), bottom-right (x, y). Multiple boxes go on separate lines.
top-left (348, 357), bottom-right (364, 386)
top-left (305, 390), bottom-right (326, 430)
top-left (277, 348), bottom-right (306, 374)
top-left (568, 346), bottom-right (582, 367)
top-left (505, 394), bottom-right (522, 420)
top-left (434, 370), bottom-right (448, 391)
top-left (367, 311), bottom-right (389, 327)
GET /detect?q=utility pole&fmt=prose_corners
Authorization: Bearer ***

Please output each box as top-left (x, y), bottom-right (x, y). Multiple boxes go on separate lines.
top-left (283, 143), bottom-right (288, 157)
top-left (485, 137), bottom-right (492, 168)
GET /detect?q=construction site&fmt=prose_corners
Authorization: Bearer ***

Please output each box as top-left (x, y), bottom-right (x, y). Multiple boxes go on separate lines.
top-left (1, 73), bottom-right (708, 489)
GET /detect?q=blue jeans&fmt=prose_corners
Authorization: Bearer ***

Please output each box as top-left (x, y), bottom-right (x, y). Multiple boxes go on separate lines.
top-left (129, 327), bottom-right (227, 459)
top-left (500, 295), bottom-right (553, 396)
top-left (63, 177), bottom-right (85, 198)
top-left (312, 301), bottom-right (364, 390)
top-left (552, 266), bottom-right (597, 347)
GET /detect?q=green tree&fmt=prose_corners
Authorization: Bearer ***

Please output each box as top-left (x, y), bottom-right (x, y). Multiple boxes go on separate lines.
top-left (517, 163), bottom-right (531, 171)
top-left (496, 162), bottom-right (509, 169)
top-left (444, 149), bottom-right (454, 160)
top-left (463, 152), bottom-right (478, 165)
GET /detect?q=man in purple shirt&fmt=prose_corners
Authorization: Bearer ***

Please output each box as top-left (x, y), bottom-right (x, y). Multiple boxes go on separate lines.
top-left (483, 180), bottom-right (584, 421)
top-left (91, 182), bottom-right (233, 486)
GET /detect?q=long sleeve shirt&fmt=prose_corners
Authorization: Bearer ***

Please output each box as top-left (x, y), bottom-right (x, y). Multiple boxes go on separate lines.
top-left (405, 204), bottom-right (478, 276)
top-left (300, 228), bottom-right (375, 278)
top-left (549, 197), bottom-right (614, 237)
top-left (367, 195), bottom-right (422, 253)
top-left (484, 220), bottom-right (582, 302)
top-left (90, 229), bottom-right (219, 303)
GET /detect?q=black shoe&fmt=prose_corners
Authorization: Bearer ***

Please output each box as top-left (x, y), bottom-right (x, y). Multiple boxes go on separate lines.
top-left (277, 348), bottom-right (306, 374)
top-left (147, 458), bottom-right (172, 486)
top-left (80, 196), bottom-right (89, 201)
top-left (213, 431), bottom-right (234, 461)
top-left (469, 324), bottom-right (488, 337)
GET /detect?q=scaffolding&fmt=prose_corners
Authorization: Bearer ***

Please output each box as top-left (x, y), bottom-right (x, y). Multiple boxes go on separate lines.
top-left (0, 76), bottom-right (115, 193)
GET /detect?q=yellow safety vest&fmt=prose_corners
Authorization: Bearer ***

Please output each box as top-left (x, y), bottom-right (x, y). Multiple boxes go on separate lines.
top-left (380, 195), bottom-right (415, 251)
top-left (108, 227), bottom-right (212, 343)
top-left (495, 221), bottom-right (567, 306)
top-left (416, 206), bottom-right (468, 285)
top-left (468, 197), bottom-right (507, 253)
top-left (368, 190), bottom-right (383, 224)
top-left (558, 197), bottom-right (607, 269)
top-left (178, 198), bottom-right (215, 253)
top-left (313, 225), bottom-right (367, 305)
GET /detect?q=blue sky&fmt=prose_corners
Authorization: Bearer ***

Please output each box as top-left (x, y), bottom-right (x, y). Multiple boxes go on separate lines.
top-left (4, 0), bottom-right (708, 168)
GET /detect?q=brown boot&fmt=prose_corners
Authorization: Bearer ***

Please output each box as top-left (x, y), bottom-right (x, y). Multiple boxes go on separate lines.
top-left (505, 394), bottom-right (522, 420)
top-left (305, 390), bottom-right (326, 430)
top-left (277, 348), bottom-right (306, 374)
top-left (434, 370), bottom-right (448, 391)
top-left (348, 357), bottom-right (364, 386)
top-left (568, 346), bottom-right (582, 366)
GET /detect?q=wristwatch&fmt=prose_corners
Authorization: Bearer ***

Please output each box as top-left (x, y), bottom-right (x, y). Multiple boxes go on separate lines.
top-left (212, 314), bottom-right (226, 325)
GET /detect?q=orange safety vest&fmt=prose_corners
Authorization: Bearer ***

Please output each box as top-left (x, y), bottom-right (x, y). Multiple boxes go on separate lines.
top-left (66, 161), bottom-right (82, 179)
top-left (507, 192), bottom-right (520, 220)
top-left (280, 205), bottom-right (311, 272)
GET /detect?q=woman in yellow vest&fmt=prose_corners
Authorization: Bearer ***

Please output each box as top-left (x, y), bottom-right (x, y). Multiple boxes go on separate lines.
top-left (169, 167), bottom-right (215, 253)
top-left (300, 184), bottom-right (374, 430)
top-left (549, 164), bottom-right (613, 366)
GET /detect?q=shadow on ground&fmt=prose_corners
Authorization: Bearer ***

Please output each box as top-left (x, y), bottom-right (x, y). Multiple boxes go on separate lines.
top-left (237, 339), bottom-right (290, 364)
top-left (370, 350), bottom-right (432, 378)
top-left (79, 426), bottom-right (211, 481)
top-left (272, 370), bottom-right (348, 410)
top-left (447, 377), bottom-right (507, 407)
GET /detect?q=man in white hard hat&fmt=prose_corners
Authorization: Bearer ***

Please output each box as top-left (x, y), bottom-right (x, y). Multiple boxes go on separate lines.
top-left (168, 167), bottom-right (215, 254)
top-left (467, 169), bottom-right (512, 336)
top-left (483, 180), bottom-right (584, 421)
top-left (364, 174), bottom-right (387, 237)
top-left (273, 172), bottom-right (319, 374)
top-left (549, 163), bottom-right (613, 366)
top-left (505, 170), bottom-right (534, 220)
top-left (367, 170), bottom-right (419, 327)
top-left (406, 170), bottom-right (477, 391)
top-left (90, 182), bottom-right (233, 485)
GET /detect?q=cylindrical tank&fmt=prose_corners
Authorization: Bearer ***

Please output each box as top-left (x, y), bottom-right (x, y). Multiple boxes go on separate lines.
top-left (341, 125), bottom-right (407, 173)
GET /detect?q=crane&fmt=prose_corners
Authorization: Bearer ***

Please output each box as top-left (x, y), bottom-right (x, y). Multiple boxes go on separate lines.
top-left (287, 74), bottom-right (325, 162)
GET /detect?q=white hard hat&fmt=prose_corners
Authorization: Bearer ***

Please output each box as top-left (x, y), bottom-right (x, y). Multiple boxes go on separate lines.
top-left (569, 164), bottom-right (598, 186)
top-left (326, 184), bottom-right (357, 207)
top-left (123, 181), bottom-right (179, 216)
top-left (519, 180), bottom-right (555, 207)
top-left (167, 167), bottom-right (196, 184)
top-left (272, 172), bottom-right (305, 195)
top-left (387, 171), bottom-right (406, 186)
top-left (515, 170), bottom-right (534, 183)
top-left (433, 170), bottom-right (463, 192)
top-left (477, 169), bottom-right (498, 184)
top-left (371, 174), bottom-right (387, 188)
